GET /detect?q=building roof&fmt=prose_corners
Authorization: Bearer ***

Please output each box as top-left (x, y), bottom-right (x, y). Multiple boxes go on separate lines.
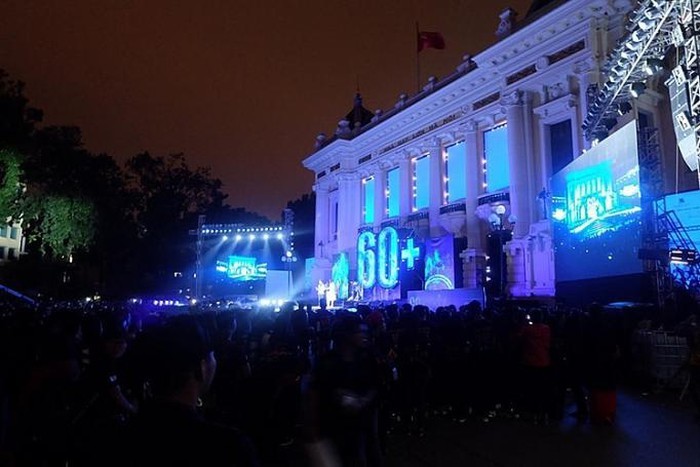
top-left (344, 93), bottom-right (374, 130)
top-left (526, 0), bottom-right (568, 19)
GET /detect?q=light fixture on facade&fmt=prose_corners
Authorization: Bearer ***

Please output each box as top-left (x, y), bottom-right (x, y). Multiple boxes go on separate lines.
top-left (630, 81), bottom-right (646, 98)
top-left (644, 58), bottom-right (664, 76)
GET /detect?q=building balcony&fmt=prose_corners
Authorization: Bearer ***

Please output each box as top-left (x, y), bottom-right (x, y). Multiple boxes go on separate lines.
top-left (439, 202), bottom-right (467, 236)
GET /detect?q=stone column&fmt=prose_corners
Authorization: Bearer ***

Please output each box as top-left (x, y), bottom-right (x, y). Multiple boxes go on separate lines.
top-left (502, 90), bottom-right (530, 237)
top-left (424, 138), bottom-right (444, 237)
top-left (398, 155), bottom-right (412, 222)
top-left (373, 166), bottom-right (386, 230)
top-left (314, 183), bottom-right (330, 258)
top-left (462, 119), bottom-right (482, 251)
top-left (337, 173), bottom-right (361, 253)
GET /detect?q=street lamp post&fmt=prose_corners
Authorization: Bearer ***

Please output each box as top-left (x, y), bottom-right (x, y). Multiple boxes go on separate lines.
top-left (281, 250), bottom-right (298, 299)
top-left (488, 205), bottom-right (515, 300)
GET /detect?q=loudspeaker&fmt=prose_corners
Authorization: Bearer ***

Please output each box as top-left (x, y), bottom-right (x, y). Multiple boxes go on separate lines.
top-left (667, 68), bottom-right (699, 171)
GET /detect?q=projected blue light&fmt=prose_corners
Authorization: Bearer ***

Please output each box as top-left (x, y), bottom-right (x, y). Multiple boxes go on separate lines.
top-left (655, 189), bottom-right (700, 286)
top-left (413, 155), bottom-right (430, 210)
top-left (484, 124), bottom-right (509, 192)
top-left (332, 252), bottom-right (350, 299)
top-left (446, 141), bottom-right (467, 202)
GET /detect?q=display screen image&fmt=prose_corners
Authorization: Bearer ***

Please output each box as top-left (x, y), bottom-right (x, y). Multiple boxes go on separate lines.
top-left (551, 120), bottom-right (643, 282)
top-left (424, 234), bottom-right (455, 290)
top-left (216, 255), bottom-right (267, 281)
top-left (202, 232), bottom-right (288, 298)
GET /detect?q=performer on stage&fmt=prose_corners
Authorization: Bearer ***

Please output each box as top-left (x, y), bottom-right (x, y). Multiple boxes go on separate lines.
top-left (326, 281), bottom-right (337, 309)
top-left (317, 280), bottom-right (327, 307)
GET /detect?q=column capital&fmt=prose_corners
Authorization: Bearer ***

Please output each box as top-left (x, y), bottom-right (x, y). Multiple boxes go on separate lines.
top-left (459, 118), bottom-right (479, 134)
top-left (500, 89), bottom-right (523, 107)
top-left (419, 136), bottom-right (446, 153)
top-left (313, 182), bottom-right (330, 194)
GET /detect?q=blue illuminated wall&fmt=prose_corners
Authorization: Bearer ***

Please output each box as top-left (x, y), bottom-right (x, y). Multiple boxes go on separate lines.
top-left (551, 120), bottom-right (642, 282)
top-left (484, 124), bottom-right (509, 192)
top-left (413, 155), bottom-right (430, 210)
top-left (332, 252), bottom-right (350, 299)
top-left (445, 141), bottom-right (467, 202)
top-left (424, 234), bottom-right (455, 290)
top-left (387, 168), bottom-right (400, 217)
top-left (655, 189), bottom-right (700, 284)
top-left (363, 177), bottom-right (375, 224)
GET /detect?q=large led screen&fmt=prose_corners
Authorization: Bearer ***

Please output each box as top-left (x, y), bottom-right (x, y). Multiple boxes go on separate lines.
top-left (551, 120), bottom-right (642, 282)
top-left (202, 232), bottom-right (288, 297)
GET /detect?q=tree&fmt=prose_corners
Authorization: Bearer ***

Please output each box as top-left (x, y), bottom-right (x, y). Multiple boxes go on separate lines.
top-left (0, 148), bottom-right (23, 219)
top-left (0, 68), bottom-right (42, 149)
top-left (124, 152), bottom-right (229, 293)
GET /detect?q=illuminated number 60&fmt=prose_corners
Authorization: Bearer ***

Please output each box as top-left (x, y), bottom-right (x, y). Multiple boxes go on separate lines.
top-left (357, 226), bottom-right (400, 290)
top-left (357, 231), bottom-right (376, 289)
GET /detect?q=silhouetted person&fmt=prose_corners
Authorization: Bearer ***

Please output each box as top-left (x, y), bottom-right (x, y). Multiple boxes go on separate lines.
top-left (124, 314), bottom-right (258, 466)
top-left (305, 313), bottom-right (383, 467)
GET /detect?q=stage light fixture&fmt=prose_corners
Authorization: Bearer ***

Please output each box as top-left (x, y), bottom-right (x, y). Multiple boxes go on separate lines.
top-left (669, 248), bottom-right (697, 264)
top-left (222, 235), bottom-right (228, 241)
top-left (235, 234), bottom-right (242, 241)
top-left (630, 81), bottom-right (646, 98)
top-left (263, 233), bottom-right (270, 240)
top-left (617, 101), bottom-right (633, 115)
top-left (592, 130), bottom-right (608, 142)
top-left (620, 49), bottom-right (635, 60)
top-left (631, 29), bottom-right (648, 43)
top-left (602, 117), bottom-right (618, 130)
top-left (644, 58), bottom-right (664, 76)
top-left (276, 233), bottom-right (283, 240)
top-left (249, 234), bottom-right (256, 241)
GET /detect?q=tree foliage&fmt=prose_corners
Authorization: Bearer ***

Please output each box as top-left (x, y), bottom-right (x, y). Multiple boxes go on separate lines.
top-left (0, 148), bottom-right (23, 219)
top-left (35, 196), bottom-right (96, 258)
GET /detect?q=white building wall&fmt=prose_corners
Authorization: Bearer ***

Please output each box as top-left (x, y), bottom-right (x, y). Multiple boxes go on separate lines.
top-left (302, 0), bottom-right (677, 298)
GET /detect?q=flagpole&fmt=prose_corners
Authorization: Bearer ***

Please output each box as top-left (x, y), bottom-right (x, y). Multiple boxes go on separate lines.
top-left (416, 22), bottom-right (421, 93)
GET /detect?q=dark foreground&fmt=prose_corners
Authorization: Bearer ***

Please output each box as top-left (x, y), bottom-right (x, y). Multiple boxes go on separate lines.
top-left (271, 387), bottom-right (699, 467)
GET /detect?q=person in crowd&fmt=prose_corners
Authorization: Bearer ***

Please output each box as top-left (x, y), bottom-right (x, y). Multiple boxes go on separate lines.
top-left (304, 313), bottom-right (383, 467)
top-left (586, 303), bottom-right (619, 425)
top-left (124, 314), bottom-right (259, 467)
top-left (317, 281), bottom-right (327, 307)
top-left (677, 310), bottom-right (700, 421)
top-left (72, 313), bottom-right (138, 466)
top-left (516, 309), bottom-right (552, 424)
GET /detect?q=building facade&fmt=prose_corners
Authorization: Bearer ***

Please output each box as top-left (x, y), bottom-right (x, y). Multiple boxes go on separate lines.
top-left (303, 0), bottom-right (690, 302)
top-left (0, 221), bottom-right (24, 263)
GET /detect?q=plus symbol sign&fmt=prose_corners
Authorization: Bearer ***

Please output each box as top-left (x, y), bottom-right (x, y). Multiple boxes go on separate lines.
top-left (401, 238), bottom-right (421, 270)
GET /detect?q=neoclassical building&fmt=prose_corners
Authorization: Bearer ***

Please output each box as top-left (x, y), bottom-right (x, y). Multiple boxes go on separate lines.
top-left (303, 0), bottom-right (689, 303)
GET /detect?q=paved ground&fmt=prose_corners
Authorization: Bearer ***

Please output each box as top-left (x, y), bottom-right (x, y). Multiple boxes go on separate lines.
top-left (382, 388), bottom-right (699, 467)
top-left (268, 386), bottom-right (699, 467)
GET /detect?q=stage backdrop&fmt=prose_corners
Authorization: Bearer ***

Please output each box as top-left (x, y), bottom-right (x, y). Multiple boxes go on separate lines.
top-left (424, 234), bottom-right (455, 290)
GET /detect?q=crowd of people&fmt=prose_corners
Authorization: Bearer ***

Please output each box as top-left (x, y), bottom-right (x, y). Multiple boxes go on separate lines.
top-left (0, 294), bottom-right (698, 466)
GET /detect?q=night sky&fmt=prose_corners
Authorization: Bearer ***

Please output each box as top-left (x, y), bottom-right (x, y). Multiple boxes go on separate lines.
top-left (0, 0), bottom-right (533, 219)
